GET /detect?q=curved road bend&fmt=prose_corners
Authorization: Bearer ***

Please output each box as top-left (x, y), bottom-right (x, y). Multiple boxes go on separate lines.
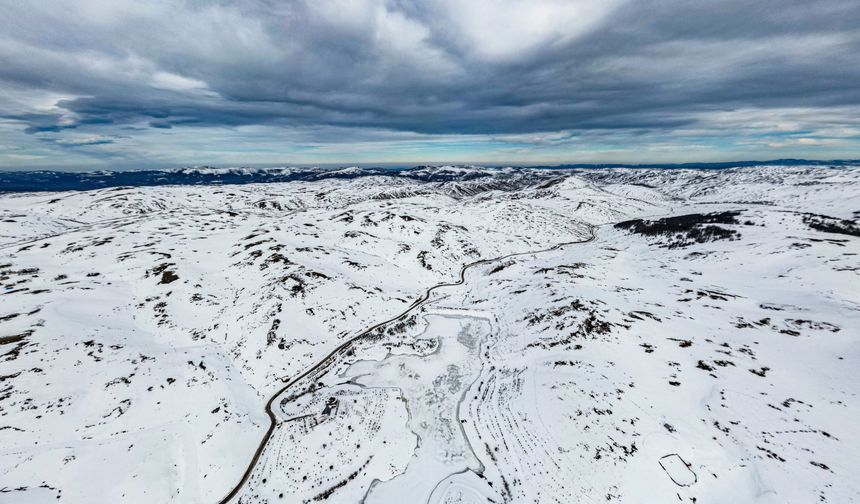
top-left (218, 225), bottom-right (597, 504)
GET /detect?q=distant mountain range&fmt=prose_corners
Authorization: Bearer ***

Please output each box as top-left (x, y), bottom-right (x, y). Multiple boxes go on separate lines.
top-left (1, 159), bottom-right (857, 193)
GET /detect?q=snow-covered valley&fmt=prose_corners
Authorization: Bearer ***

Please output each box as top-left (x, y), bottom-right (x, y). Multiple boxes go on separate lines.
top-left (1, 166), bottom-right (858, 503)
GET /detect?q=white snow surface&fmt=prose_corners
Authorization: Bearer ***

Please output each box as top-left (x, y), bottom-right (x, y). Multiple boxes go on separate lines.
top-left (0, 166), bottom-right (858, 504)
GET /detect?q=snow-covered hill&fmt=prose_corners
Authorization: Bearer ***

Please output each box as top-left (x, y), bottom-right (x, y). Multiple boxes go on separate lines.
top-left (1, 166), bottom-right (858, 503)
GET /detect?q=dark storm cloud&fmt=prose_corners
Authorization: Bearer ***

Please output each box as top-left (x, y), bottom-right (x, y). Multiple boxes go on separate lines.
top-left (0, 0), bottom-right (859, 142)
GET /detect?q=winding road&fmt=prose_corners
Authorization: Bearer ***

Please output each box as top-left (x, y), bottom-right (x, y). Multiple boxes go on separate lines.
top-left (217, 225), bottom-right (596, 504)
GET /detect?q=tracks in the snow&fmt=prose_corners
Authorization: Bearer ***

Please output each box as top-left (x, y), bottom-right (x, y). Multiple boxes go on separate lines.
top-left (217, 226), bottom-right (596, 504)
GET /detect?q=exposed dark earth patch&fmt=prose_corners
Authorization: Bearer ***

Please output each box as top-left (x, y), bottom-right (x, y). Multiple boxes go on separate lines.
top-left (614, 211), bottom-right (749, 248)
top-left (802, 213), bottom-right (860, 237)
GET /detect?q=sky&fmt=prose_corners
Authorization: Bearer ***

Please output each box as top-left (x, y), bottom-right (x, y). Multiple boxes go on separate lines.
top-left (1, 0), bottom-right (859, 170)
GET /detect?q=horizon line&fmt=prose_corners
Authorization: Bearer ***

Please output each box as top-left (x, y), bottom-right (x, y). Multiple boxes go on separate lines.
top-left (2, 158), bottom-right (860, 173)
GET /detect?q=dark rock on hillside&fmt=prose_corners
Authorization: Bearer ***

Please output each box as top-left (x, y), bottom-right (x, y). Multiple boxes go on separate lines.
top-left (615, 211), bottom-right (745, 248)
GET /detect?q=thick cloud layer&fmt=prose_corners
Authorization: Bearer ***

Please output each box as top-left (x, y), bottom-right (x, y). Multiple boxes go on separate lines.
top-left (1, 0), bottom-right (859, 168)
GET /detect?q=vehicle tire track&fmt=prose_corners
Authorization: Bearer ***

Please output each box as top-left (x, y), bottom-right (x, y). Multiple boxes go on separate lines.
top-left (217, 225), bottom-right (596, 504)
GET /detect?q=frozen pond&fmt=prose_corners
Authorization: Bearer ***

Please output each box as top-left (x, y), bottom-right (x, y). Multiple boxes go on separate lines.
top-left (345, 313), bottom-right (497, 503)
